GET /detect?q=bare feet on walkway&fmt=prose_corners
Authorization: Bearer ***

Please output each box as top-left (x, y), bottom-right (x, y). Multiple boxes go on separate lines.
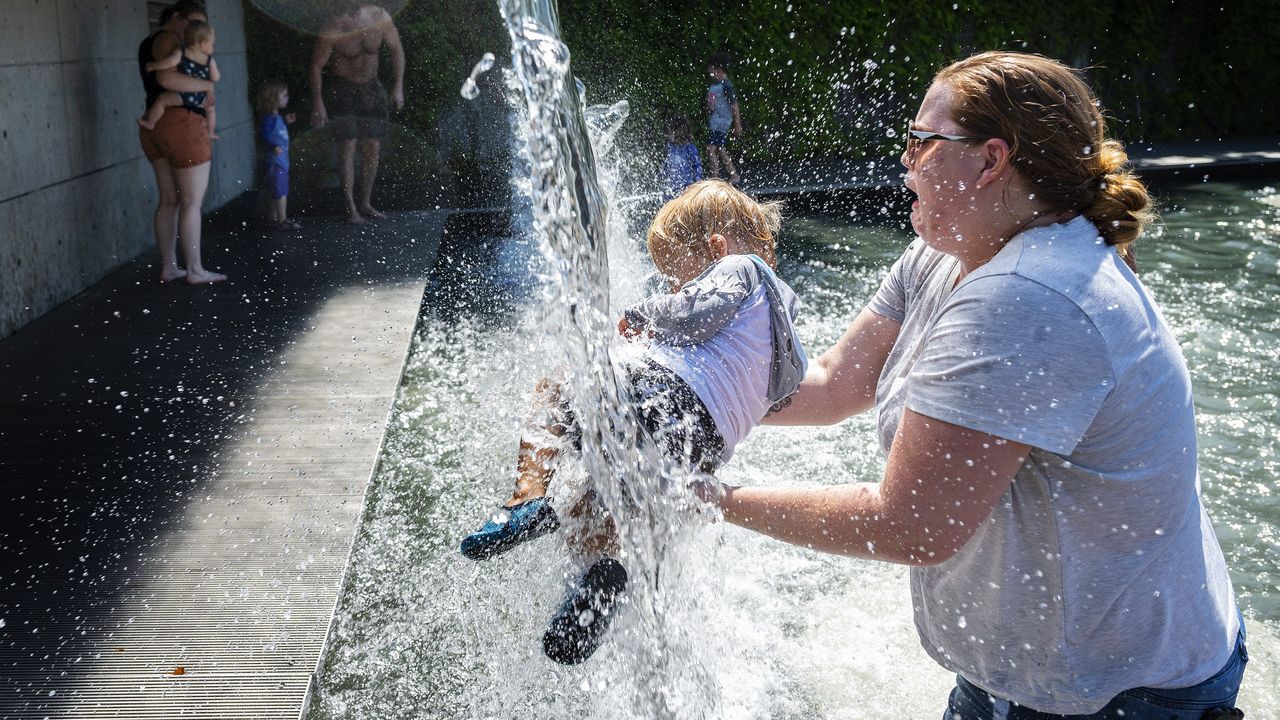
top-left (358, 204), bottom-right (385, 219)
top-left (346, 210), bottom-right (366, 225)
top-left (185, 269), bottom-right (227, 285)
top-left (159, 268), bottom-right (188, 283)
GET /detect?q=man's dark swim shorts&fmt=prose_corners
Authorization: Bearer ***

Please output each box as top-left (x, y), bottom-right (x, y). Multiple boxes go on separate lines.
top-left (325, 77), bottom-right (390, 141)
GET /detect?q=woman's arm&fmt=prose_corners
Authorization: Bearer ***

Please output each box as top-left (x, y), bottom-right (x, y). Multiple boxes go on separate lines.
top-left (145, 48), bottom-right (182, 73)
top-left (720, 408), bottom-right (1029, 565)
top-left (764, 306), bottom-right (900, 426)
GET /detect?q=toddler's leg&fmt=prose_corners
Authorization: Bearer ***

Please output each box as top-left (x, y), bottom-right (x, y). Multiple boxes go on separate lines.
top-left (562, 490), bottom-right (618, 558)
top-left (543, 490), bottom-right (626, 665)
top-left (207, 107), bottom-right (219, 139)
top-left (719, 146), bottom-right (739, 184)
top-left (503, 376), bottom-right (572, 505)
top-left (137, 91), bottom-right (182, 130)
top-left (458, 376), bottom-right (569, 560)
top-left (705, 144), bottom-right (721, 178)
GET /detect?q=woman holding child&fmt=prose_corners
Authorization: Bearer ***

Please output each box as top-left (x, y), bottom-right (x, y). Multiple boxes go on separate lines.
top-left (711, 51), bottom-right (1248, 718)
top-left (137, 0), bottom-right (225, 284)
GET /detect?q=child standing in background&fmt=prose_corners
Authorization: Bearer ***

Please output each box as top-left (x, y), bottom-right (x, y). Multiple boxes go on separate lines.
top-left (256, 81), bottom-right (299, 230)
top-left (138, 21), bottom-right (220, 139)
top-left (659, 116), bottom-right (702, 200)
top-left (705, 51), bottom-right (742, 186)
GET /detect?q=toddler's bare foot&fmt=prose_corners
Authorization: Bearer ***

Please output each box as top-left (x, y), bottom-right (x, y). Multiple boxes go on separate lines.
top-left (210, 132), bottom-right (221, 140)
top-left (186, 269), bottom-right (227, 285)
top-left (138, 116), bottom-right (156, 130)
top-left (358, 204), bottom-right (385, 219)
top-left (159, 268), bottom-right (188, 283)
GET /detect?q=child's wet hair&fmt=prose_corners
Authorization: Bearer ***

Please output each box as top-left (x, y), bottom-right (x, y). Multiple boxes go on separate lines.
top-left (647, 180), bottom-right (783, 267)
top-left (707, 51), bottom-right (731, 72)
top-left (663, 116), bottom-right (692, 144)
top-left (183, 20), bottom-right (214, 48)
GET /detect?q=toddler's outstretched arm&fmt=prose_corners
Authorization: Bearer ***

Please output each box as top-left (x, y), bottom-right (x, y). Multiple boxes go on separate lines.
top-left (623, 255), bottom-right (758, 345)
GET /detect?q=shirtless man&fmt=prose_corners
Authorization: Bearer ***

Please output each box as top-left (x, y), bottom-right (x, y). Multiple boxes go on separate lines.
top-left (309, 0), bottom-right (405, 224)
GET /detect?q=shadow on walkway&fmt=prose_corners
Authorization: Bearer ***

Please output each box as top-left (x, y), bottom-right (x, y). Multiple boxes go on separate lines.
top-left (0, 210), bottom-right (444, 713)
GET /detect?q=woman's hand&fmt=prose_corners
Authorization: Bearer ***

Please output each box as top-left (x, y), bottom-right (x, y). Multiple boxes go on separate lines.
top-left (311, 102), bottom-right (328, 128)
top-left (617, 316), bottom-right (646, 340)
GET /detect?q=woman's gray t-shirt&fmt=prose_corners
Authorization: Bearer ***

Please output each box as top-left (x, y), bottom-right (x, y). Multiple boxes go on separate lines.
top-left (866, 216), bottom-right (1238, 714)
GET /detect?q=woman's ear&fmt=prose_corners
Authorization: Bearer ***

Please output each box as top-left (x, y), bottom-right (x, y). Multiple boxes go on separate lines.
top-left (707, 233), bottom-right (729, 259)
top-left (975, 138), bottom-right (1012, 190)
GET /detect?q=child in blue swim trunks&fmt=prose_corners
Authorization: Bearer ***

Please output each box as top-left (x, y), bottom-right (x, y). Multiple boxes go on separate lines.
top-left (256, 81), bottom-right (299, 230)
top-left (138, 21), bottom-right (221, 139)
top-left (460, 180), bottom-right (808, 665)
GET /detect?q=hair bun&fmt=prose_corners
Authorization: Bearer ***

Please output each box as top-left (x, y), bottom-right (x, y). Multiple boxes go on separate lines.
top-left (1082, 145), bottom-right (1154, 266)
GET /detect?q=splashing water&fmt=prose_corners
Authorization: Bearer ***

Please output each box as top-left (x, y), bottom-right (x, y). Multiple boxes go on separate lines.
top-left (307, 2), bottom-right (1280, 717)
top-left (498, 0), bottom-right (723, 715)
top-left (460, 52), bottom-right (497, 100)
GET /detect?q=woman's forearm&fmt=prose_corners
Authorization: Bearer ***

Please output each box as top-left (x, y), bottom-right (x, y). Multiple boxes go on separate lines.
top-left (156, 69), bottom-right (211, 93)
top-left (720, 483), bottom-right (926, 564)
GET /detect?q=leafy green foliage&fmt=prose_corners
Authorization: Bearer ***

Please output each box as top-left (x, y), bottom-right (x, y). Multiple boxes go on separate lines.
top-left (556, 0), bottom-right (1280, 162)
top-left (245, 0), bottom-right (1279, 172)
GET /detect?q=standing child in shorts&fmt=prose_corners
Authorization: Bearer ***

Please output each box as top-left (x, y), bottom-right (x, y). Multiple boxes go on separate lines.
top-left (659, 116), bottom-right (702, 201)
top-left (256, 81), bottom-right (299, 230)
top-left (705, 51), bottom-right (742, 186)
top-left (138, 21), bottom-right (220, 139)
top-left (459, 180), bottom-right (807, 665)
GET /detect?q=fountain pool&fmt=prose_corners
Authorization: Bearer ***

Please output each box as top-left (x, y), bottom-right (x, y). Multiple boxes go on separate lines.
top-left (306, 178), bottom-right (1280, 720)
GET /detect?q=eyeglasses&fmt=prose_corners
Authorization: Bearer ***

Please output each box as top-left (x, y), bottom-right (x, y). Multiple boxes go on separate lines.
top-left (904, 126), bottom-right (988, 165)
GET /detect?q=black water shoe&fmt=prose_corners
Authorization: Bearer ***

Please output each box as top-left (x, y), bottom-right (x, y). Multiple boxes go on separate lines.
top-left (543, 557), bottom-right (628, 664)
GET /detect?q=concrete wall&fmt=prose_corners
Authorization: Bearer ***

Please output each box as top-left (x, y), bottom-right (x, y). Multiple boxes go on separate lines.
top-left (0, 0), bottom-right (255, 339)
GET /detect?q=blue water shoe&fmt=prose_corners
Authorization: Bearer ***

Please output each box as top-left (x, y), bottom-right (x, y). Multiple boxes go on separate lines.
top-left (459, 497), bottom-right (560, 560)
top-left (543, 557), bottom-right (628, 664)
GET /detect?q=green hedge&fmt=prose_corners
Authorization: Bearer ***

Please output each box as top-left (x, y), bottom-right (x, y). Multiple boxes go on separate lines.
top-left (245, 0), bottom-right (1280, 172)
top-left (556, 0), bottom-right (1280, 161)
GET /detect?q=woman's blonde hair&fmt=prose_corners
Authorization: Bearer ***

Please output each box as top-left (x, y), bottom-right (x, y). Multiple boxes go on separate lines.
top-left (647, 180), bottom-right (783, 266)
top-left (935, 51), bottom-right (1155, 269)
top-left (255, 80), bottom-right (287, 117)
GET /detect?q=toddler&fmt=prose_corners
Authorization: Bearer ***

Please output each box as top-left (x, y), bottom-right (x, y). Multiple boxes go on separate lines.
top-left (659, 116), bottom-right (702, 201)
top-left (256, 81), bottom-right (299, 230)
top-left (705, 51), bottom-right (742, 185)
top-left (138, 21), bottom-right (220, 138)
top-left (459, 180), bottom-right (807, 665)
